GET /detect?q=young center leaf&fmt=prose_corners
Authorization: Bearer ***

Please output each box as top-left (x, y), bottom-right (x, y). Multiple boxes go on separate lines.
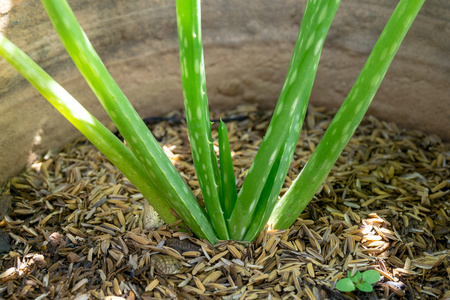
top-left (218, 120), bottom-right (238, 219)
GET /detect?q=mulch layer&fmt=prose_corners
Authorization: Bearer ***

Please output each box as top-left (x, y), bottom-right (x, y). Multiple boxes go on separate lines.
top-left (0, 105), bottom-right (448, 300)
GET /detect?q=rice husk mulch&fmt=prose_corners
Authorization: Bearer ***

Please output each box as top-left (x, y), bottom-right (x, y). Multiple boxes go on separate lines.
top-left (0, 105), bottom-right (448, 300)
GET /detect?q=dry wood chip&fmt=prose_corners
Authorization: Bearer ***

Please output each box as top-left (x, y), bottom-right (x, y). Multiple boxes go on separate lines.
top-left (193, 276), bottom-right (206, 292)
top-left (128, 232), bottom-right (150, 245)
top-left (209, 250), bottom-right (229, 264)
top-left (71, 278), bottom-right (88, 293)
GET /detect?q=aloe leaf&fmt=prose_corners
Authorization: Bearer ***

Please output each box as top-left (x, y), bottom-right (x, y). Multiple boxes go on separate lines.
top-left (269, 0), bottom-right (426, 230)
top-left (176, 0), bottom-right (228, 240)
top-left (228, 0), bottom-right (341, 240)
top-left (218, 120), bottom-right (238, 219)
top-left (243, 102), bottom-right (304, 241)
top-left (0, 35), bottom-right (177, 224)
top-left (242, 141), bottom-right (284, 242)
top-left (40, 0), bottom-right (218, 243)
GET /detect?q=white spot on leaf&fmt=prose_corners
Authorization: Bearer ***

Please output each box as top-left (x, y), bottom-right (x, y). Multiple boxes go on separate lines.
top-left (306, 33), bottom-right (315, 50)
top-left (249, 201), bottom-right (255, 212)
top-left (269, 151), bottom-right (277, 164)
top-left (314, 38), bottom-right (324, 56)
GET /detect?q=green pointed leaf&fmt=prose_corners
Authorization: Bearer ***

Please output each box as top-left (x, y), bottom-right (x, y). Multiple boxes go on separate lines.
top-left (243, 102), bottom-right (305, 242)
top-left (242, 142), bottom-right (284, 241)
top-left (218, 120), bottom-right (238, 219)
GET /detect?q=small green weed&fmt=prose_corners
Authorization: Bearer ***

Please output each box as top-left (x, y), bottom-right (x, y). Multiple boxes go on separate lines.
top-left (336, 270), bottom-right (381, 293)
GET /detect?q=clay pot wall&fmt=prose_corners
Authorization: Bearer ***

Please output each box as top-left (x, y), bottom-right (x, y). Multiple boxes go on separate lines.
top-left (0, 0), bottom-right (448, 185)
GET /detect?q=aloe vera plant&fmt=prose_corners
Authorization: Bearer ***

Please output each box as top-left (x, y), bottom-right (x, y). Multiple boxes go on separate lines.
top-left (0, 0), bottom-right (425, 244)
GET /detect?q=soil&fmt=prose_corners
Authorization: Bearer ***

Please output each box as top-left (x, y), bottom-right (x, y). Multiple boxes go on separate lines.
top-left (0, 105), bottom-right (448, 299)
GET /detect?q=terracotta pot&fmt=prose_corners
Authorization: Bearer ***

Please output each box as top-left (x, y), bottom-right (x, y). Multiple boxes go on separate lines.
top-left (0, 0), bottom-right (448, 185)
